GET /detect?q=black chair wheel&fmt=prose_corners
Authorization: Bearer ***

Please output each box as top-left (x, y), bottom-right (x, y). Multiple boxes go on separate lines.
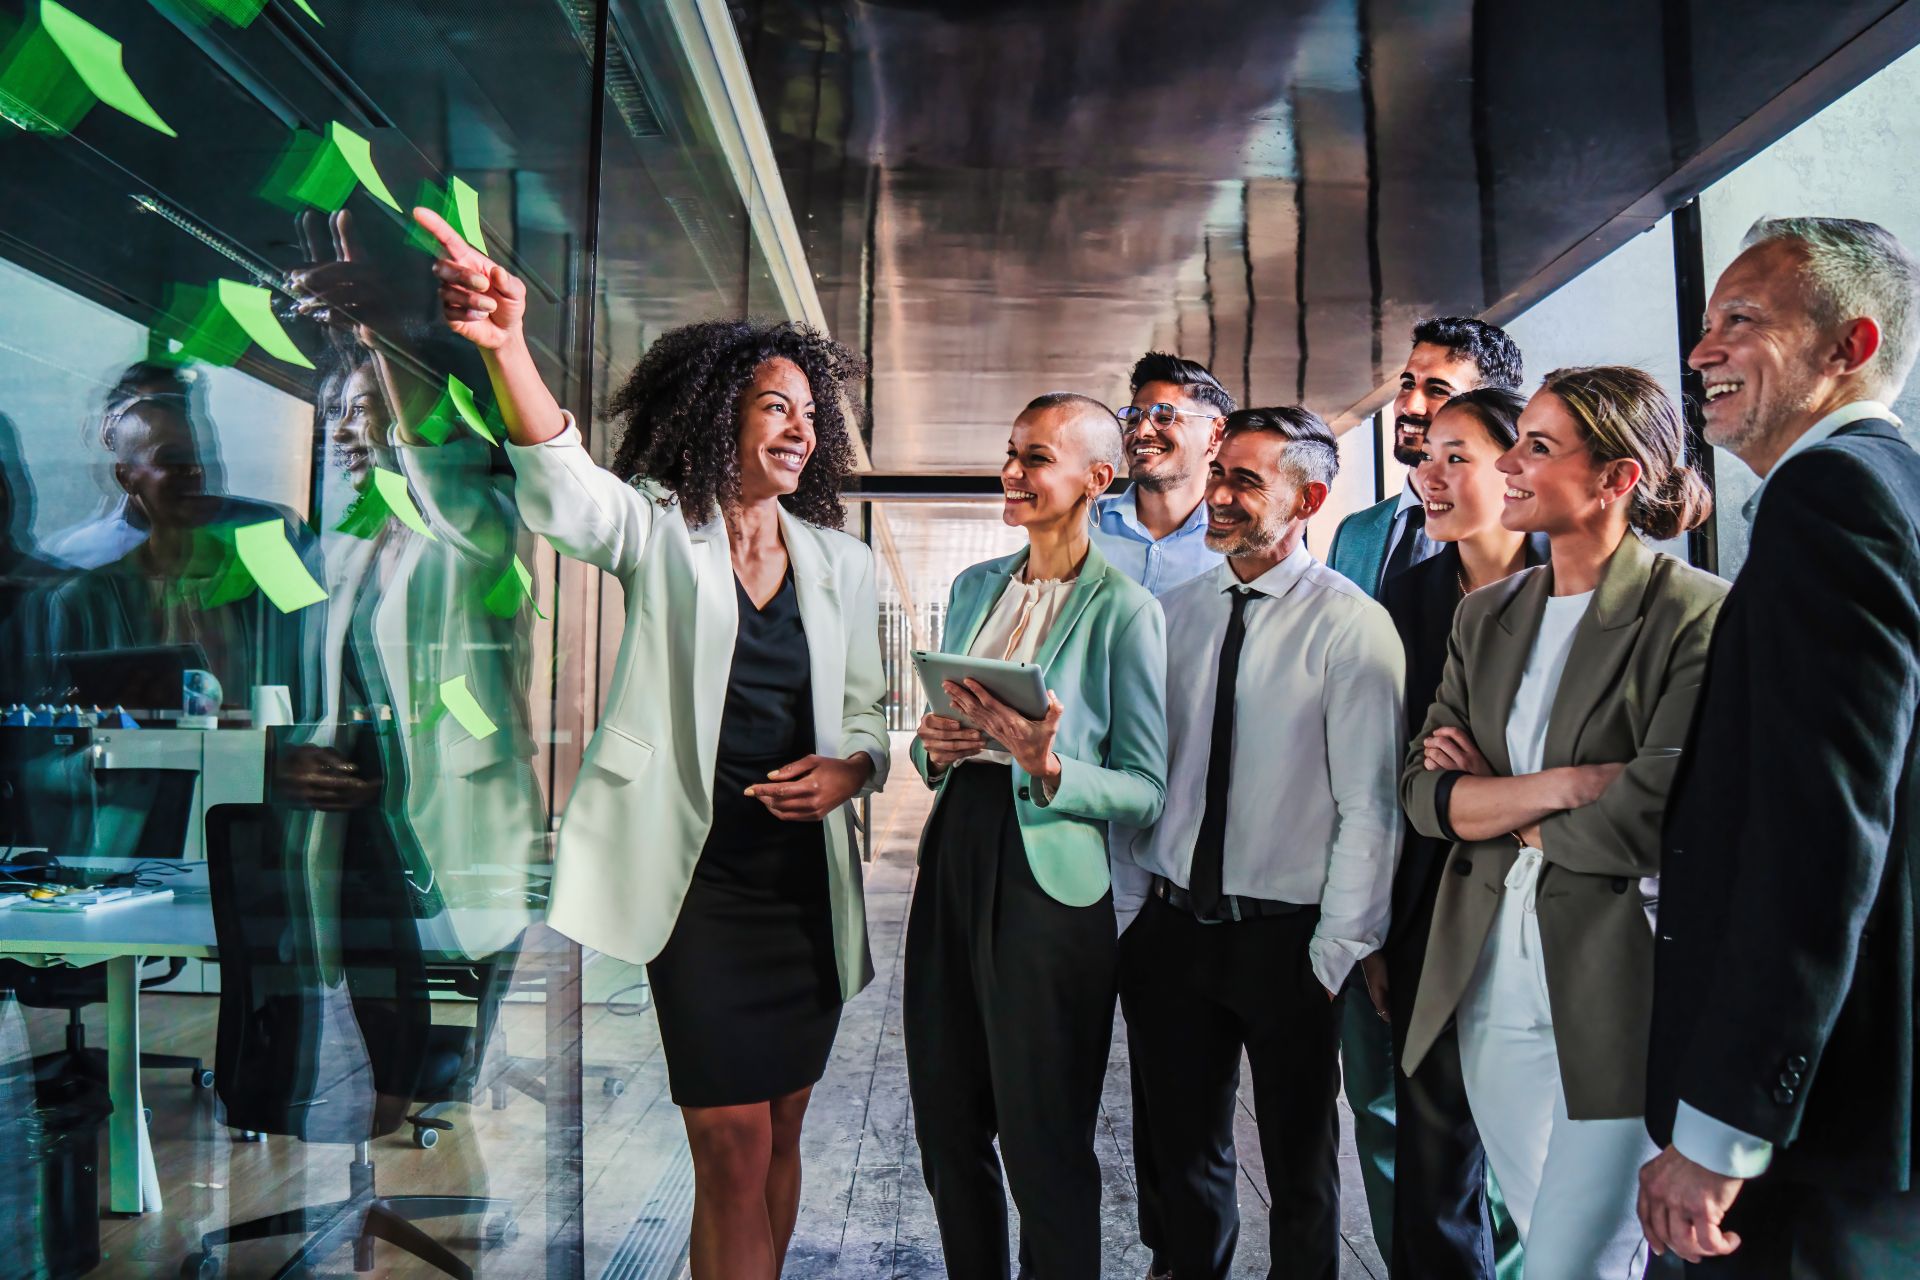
top-left (193, 1068), bottom-right (215, 1089)
top-left (413, 1125), bottom-right (439, 1149)
top-left (179, 1253), bottom-right (218, 1278)
top-left (601, 1077), bottom-right (625, 1099)
top-left (483, 1215), bottom-right (519, 1245)
top-left (233, 1129), bottom-right (266, 1143)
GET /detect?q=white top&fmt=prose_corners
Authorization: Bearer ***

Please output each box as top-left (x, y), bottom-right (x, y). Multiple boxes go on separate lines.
top-left (1123, 546), bottom-right (1406, 991)
top-left (964, 572), bottom-right (1077, 767)
top-left (1503, 590), bottom-right (1595, 780)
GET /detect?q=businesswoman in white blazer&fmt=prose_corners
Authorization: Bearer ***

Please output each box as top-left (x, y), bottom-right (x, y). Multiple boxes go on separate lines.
top-left (910, 392), bottom-right (1169, 1279)
top-left (418, 209), bottom-right (890, 1280)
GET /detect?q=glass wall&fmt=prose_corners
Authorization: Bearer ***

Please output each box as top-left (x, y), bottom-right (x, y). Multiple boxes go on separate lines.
top-left (0, 1), bottom-right (788, 1276)
top-left (1699, 42), bottom-right (1920, 578)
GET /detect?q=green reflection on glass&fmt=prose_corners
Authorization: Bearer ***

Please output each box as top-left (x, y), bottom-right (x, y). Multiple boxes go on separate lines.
top-left (234, 519), bottom-right (326, 612)
top-left (170, 523), bottom-right (255, 609)
top-left (261, 121), bottom-right (399, 213)
top-left (435, 674), bottom-right (498, 741)
top-left (290, 0), bottom-right (323, 25)
top-left (417, 373), bottom-right (497, 445)
top-left (175, 0), bottom-right (266, 29)
top-left (0, 0), bottom-right (176, 137)
top-left (215, 279), bottom-right (313, 367)
top-left (483, 555), bottom-right (543, 620)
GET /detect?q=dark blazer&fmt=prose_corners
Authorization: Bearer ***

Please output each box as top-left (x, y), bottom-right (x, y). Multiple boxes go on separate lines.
top-left (1401, 534), bottom-right (1727, 1118)
top-left (1648, 419), bottom-right (1920, 1193)
top-left (1382, 537), bottom-right (1548, 963)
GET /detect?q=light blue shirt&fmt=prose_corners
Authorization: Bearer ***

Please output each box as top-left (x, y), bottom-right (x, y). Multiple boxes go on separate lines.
top-left (1673, 401), bottom-right (1900, 1181)
top-left (1090, 487), bottom-right (1223, 598)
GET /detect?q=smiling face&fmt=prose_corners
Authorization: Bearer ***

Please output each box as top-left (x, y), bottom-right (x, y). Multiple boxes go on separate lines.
top-left (1393, 343), bottom-right (1484, 466)
top-left (1204, 430), bottom-right (1325, 560)
top-left (1689, 239), bottom-right (1839, 463)
top-left (324, 362), bottom-right (392, 490)
top-left (734, 356), bottom-right (816, 503)
top-left (112, 401), bottom-right (209, 530)
top-left (1123, 379), bottom-right (1224, 492)
top-left (1497, 389), bottom-right (1634, 536)
top-left (1002, 406), bottom-right (1111, 531)
top-left (1415, 402), bottom-right (1512, 543)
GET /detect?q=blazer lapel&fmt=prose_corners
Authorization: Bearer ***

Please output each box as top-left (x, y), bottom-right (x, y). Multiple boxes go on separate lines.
top-left (950, 551), bottom-right (1023, 656)
top-left (1032, 542), bottom-right (1112, 676)
top-left (686, 506), bottom-right (736, 768)
top-left (1477, 569), bottom-right (1551, 778)
top-left (1542, 535), bottom-right (1656, 767)
top-left (779, 507), bottom-right (843, 756)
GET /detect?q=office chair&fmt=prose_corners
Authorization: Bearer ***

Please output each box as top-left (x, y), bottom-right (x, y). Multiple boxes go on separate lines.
top-left (180, 802), bottom-right (514, 1280)
top-left (0, 960), bottom-right (213, 1090)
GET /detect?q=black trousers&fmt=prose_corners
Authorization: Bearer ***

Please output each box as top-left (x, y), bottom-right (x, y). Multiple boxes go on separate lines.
top-left (1685, 1175), bottom-right (1920, 1279)
top-left (1119, 892), bottom-right (1341, 1280)
top-left (904, 764), bottom-right (1118, 1280)
top-left (1386, 889), bottom-right (1498, 1280)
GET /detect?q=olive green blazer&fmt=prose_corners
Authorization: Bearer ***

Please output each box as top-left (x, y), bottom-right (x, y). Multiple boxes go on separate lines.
top-left (1400, 534), bottom-right (1727, 1119)
top-left (911, 542), bottom-right (1168, 907)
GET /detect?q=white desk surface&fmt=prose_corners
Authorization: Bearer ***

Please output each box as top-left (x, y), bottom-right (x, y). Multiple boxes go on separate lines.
top-left (0, 859), bottom-right (545, 961)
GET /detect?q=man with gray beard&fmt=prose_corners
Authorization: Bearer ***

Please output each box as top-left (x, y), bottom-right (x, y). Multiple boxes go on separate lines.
top-left (1119, 407), bottom-right (1404, 1279)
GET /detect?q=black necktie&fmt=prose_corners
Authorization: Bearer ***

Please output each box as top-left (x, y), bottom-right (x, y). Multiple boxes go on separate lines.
top-left (1380, 503), bottom-right (1425, 589)
top-left (1189, 588), bottom-right (1254, 919)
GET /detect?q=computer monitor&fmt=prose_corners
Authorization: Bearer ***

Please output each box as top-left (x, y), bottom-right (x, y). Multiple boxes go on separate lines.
top-left (0, 726), bottom-right (195, 861)
top-left (54, 644), bottom-right (207, 725)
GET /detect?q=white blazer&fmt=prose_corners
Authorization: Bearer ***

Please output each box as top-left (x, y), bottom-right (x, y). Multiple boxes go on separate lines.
top-left (506, 422), bottom-right (892, 998)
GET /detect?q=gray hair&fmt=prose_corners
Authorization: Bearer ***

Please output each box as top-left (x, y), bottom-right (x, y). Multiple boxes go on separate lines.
top-left (1742, 216), bottom-right (1920, 398)
top-left (1022, 391), bottom-right (1123, 473)
top-left (1221, 405), bottom-right (1340, 490)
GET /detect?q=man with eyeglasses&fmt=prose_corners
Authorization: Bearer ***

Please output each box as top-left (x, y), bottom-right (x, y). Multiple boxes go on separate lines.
top-left (1324, 315), bottom-right (1524, 1278)
top-left (1091, 351), bottom-right (1233, 1280)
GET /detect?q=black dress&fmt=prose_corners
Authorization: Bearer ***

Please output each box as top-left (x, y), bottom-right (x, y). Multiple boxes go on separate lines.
top-left (646, 571), bottom-right (841, 1107)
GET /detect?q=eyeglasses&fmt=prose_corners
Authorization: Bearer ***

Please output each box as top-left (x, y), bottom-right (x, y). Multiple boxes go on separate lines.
top-left (1115, 403), bottom-right (1219, 435)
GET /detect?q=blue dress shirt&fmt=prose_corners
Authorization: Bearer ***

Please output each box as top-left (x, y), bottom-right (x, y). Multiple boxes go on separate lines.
top-left (1090, 487), bottom-right (1223, 599)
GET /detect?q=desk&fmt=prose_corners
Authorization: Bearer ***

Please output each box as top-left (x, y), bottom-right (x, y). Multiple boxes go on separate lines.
top-left (0, 861), bottom-right (540, 1215)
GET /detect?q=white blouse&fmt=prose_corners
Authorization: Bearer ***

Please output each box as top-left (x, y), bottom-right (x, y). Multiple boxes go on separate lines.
top-left (963, 572), bottom-right (1077, 767)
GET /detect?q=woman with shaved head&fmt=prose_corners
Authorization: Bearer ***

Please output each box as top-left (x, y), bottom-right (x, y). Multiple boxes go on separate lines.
top-left (907, 391), bottom-right (1169, 1278)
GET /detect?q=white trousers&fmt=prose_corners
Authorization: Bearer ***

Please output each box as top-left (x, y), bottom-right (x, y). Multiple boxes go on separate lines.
top-left (1456, 848), bottom-right (1655, 1280)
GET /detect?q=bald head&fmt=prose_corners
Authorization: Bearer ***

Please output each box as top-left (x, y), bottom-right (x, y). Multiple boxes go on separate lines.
top-left (1018, 392), bottom-right (1123, 474)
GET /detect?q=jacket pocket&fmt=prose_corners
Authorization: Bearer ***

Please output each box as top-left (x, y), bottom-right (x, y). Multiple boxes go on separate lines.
top-left (589, 724), bottom-right (654, 785)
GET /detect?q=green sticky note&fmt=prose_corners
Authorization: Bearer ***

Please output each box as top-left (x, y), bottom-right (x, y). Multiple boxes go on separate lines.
top-left (234, 519), bottom-right (326, 612)
top-left (214, 279), bottom-right (314, 369)
top-left (450, 176), bottom-right (484, 252)
top-left (38, 0), bottom-right (175, 136)
top-left (326, 121), bottom-right (399, 211)
top-left (334, 489), bottom-right (387, 539)
top-left (445, 374), bottom-right (496, 443)
top-left (370, 466), bottom-right (436, 539)
top-left (437, 674), bottom-right (497, 741)
top-left (290, 0), bottom-right (323, 24)
top-left (483, 555), bottom-right (543, 619)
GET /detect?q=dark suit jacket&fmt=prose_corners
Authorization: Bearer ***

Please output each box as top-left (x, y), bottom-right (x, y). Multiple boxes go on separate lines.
top-left (1648, 419), bottom-right (1920, 1193)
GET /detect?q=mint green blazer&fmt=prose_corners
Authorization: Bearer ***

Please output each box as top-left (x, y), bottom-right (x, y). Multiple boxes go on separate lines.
top-left (911, 542), bottom-right (1168, 907)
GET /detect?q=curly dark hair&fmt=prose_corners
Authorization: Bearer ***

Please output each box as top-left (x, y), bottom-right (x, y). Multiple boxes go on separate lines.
top-left (606, 319), bottom-right (865, 529)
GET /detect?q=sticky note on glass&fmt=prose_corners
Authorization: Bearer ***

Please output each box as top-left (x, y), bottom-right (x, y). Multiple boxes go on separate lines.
top-left (234, 519), bottom-right (326, 613)
top-left (325, 121), bottom-right (399, 211)
top-left (0, 0), bottom-right (176, 137)
top-left (417, 374), bottom-right (496, 445)
top-left (215, 279), bottom-right (314, 368)
top-left (483, 556), bottom-right (544, 619)
top-left (336, 468), bottom-right (437, 540)
top-left (291, 0), bottom-right (322, 24)
top-left (437, 675), bottom-right (497, 741)
top-left (409, 176), bottom-right (485, 255)
top-left (261, 121), bottom-right (396, 213)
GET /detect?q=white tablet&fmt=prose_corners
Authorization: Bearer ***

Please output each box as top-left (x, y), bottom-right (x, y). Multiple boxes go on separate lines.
top-left (911, 650), bottom-right (1049, 747)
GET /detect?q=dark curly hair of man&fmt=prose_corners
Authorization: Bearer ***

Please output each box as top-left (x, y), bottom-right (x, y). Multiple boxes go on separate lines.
top-left (606, 319), bottom-right (865, 529)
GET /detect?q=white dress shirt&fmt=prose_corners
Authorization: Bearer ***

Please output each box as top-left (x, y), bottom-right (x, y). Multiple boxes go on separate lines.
top-left (1739, 400), bottom-right (1900, 524)
top-left (1126, 545), bottom-right (1405, 990)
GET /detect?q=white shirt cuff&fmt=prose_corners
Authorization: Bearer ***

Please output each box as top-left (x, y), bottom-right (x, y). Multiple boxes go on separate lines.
top-left (1307, 934), bottom-right (1359, 996)
top-left (1672, 1101), bottom-right (1774, 1179)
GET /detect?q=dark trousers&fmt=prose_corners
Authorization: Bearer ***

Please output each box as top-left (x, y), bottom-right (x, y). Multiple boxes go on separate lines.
top-left (1684, 1175), bottom-right (1920, 1278)
top-left (1119, 892), bottom-right (1341, 1280)
top-left (904, 764), bottom-right (1117, 1280)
